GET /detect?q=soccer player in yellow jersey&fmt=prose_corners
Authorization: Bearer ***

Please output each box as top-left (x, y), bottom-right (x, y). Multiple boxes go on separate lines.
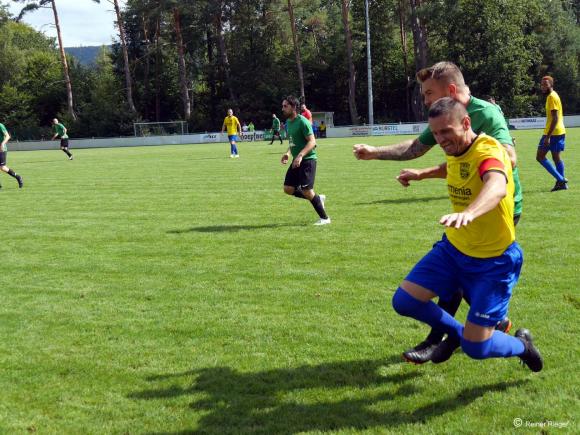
top-left (537, 76), bottom-right (568, 191)
top-left (356, 62), bottom-right (520, 364)
top-left (391, 98), bottom-right (542, 372)
top-left (221, 108), bottom-right (241, 158)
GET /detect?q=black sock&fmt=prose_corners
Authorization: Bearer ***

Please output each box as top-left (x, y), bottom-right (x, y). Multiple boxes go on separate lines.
top-left (426, 290), bottom-right (464, 343)
top-left (7, 169), bottom-right (18, 179)
top-left (293, 190), bottom-right (306, 199)
top-left (63, 148), bottom-right (72, 157)
top-left (310, 194), bottom-right (328, 219)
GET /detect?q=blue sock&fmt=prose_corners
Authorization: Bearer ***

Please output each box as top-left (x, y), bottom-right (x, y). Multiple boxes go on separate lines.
top-left (233, 144), bottom-right (238, 155)
top-left (461, 330), bottom-right (525, 360)
top-left (539, 159), bottom-right (564, 182)
top-left (392, 287), bottom-right (463, 339)
top-left (556, 161), bottom-right (565, 179)
top-left (230, 143), bottom-right (235, 154)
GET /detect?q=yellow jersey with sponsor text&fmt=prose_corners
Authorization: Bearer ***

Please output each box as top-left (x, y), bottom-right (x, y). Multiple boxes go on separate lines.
top-left (445, 134), bottom-right (515, 258)
top-left (223, 115), bottom-right (240, 135)
top-left (544, 90), bottom-right (566, 135)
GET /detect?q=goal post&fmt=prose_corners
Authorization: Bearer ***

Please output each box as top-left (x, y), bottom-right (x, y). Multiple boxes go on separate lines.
top-left (133, 121), bottom-right (188, 137)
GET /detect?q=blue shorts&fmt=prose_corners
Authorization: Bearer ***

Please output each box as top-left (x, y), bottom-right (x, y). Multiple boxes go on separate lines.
top-left (538, 134), bottom-right (565, 152)
top-left (228, 135), bottom-right (238, 143)
top-left (405, 235), bottom-right (523, 327)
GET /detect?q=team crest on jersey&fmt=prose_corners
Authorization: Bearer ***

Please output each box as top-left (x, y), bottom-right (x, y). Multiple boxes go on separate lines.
top-left (460, 162), bottom-right (470, 179)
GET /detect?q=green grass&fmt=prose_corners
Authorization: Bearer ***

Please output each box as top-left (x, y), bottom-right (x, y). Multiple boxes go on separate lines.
top-left (0, 129), bottom-right (578, 434)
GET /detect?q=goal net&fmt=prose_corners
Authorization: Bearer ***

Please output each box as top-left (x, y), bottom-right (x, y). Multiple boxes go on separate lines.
top-left (133, 121), bottom-right (188, 137)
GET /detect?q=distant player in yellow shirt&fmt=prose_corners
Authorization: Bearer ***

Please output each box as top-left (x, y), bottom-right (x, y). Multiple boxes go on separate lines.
top-left (391, 98), bottom-right (542, 372)
top-left (537, 76), bottom-right (567, 191)
top-left (221, 109), bottom-right (241, 158)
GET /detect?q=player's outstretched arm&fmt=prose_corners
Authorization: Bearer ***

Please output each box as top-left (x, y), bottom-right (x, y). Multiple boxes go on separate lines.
top-left (353, 138), bottom-right (431, 161)
top-left (440, 171), bottom-right (507, 229)
top-left (281, 151), bottom-right (290, 165)
top-left (397, 163), bottom-right (447, 187)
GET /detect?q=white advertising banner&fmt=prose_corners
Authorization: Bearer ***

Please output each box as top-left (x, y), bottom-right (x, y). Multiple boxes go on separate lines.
top-left (508, 117), bottom-right (546, 130)
top-left (372, 123), bottom-right (427, 136)
top-left (509, 115), bottom-right (580, 129)
top-left (327, 123), bottom-right (427, 138)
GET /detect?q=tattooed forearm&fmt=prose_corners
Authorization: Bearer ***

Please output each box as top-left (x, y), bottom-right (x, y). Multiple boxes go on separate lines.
top-left (375, 139), bottom-right (431, 161)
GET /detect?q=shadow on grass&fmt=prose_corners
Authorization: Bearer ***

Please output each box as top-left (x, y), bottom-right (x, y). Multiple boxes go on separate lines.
top-left (168, 223), bottom-right (302, 233)
top-left (185, 157), bottom-right (229, 161)
top-left (517, 188), bottom-right (568, 195)
top-left (18, 159), bottom-right (68, 164)
top-left (356, 195), bottom-right (448, 205)
top-left (130, 356), bottom-right (527, 434)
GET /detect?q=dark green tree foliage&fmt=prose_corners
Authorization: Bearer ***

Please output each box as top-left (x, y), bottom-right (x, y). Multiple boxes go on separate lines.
top-left (0, 0), bottom-right (579, 137)
top-left (425, 0), bottom-right (542, 115)
top-left (538, 0), bottom-right (580, 114)
top-left (0, 19), bottom-right (64, 139)
top-left (72, 48), bottom-right (137, 137)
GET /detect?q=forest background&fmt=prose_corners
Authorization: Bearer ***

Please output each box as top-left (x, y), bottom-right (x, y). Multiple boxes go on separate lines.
top-left (0, 0), bottom-right (578, 140)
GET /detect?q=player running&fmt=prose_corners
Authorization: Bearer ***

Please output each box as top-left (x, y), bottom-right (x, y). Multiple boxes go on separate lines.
top-left (281, 96), bottom-right (330, 225)
top-left (391, 98), bottom-right (542, 372)
top-left (52, 118), bottom-right (73, 160)
top-left (0, 122), bottom-right (24, 189)
top-left (354, 62), bottom-right (522, 364)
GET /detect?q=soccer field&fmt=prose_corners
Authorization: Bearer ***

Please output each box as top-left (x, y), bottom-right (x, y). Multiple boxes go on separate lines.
top-left (1, 129), bottom-right (578, 433)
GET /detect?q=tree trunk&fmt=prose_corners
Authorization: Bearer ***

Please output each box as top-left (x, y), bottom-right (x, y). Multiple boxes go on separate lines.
top-left (215, 1), bottom-right (237, 105)
top-left (409, 0), bottom-right (429, 121)
top-left (341, 0), bottom-right (359, 125)
top-left (154, 16), bottom-right (161, 121)
top-left (398, 0), bottom-right (411, 121)
top-left (142, 13), bottom-right (150, 116)
top-left (50, 0), bottom-right (75, 120)
top-left (207, 27), bottom-right (218, 127)
top-left (287, 0), bottom-right (305, 101)
top-left (173, 7), bottom-right (191, 121)
top-left (113, 0), bottom-right (137, 114)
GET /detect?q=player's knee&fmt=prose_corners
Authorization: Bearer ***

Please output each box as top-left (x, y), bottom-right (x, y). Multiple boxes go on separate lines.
top-left (283, 186), bottom-right (294, 195)
top-left (460, 337), bottom-right (490, 360)
top-left (302, 189), bottom-right (315, 200)
top-left (392, 287), bottom-right (419, 317)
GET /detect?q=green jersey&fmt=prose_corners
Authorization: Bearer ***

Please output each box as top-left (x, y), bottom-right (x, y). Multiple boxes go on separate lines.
top-left (248, 123), bottom-right (255, 132)
top-left (419, 96), bottom-right (512, 146)
top-left (53, 123), bottom-right (68, 139)
top-left (419, 96), bottom-right (522, 215)
top-left (287, 115), bottom-right (316, 160)
top-left (272, 117), bottom-right (281, 131)
top-left (0, 123), bottom-right (8, 151)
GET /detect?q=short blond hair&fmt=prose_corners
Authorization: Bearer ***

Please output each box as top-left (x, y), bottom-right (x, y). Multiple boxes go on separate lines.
top-left (541, 76), bottom-right (554, 86)
top-left (417, 61), bottom-right (467, 89)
